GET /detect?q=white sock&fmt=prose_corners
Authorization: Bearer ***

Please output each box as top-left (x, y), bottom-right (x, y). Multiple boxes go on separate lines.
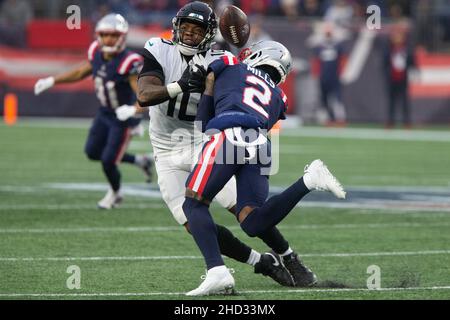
top-left (302, 173), bottom-right (314, 190)
top-left (280, 247), bottom-right (294, 257)
top-left (246, 249), bottom-right (261, 266)
top-left (134, 154), bottom-right (145, 166)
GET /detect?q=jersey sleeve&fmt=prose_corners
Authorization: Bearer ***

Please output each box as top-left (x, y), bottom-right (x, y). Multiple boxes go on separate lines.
top-left (139, 37), bottom-right (165, 81)
top-left (87, 40), bottom-right (99, 63)
top-left (207, 54), bottom-right (239, 78)
top-left (278, 89), bottom-right (289, 120)
top-left (118, 51), bottom-right (143, 76)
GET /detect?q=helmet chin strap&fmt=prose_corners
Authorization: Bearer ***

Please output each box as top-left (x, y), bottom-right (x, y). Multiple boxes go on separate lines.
top-left (176, 43), bottom-right (199, 56)
top-left (97, 34), bottom-right (126, 54)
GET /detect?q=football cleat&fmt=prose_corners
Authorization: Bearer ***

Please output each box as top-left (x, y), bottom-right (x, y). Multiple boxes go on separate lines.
top-left (282, 252), bottom-right (318, 287)
top-left (254, 252), bottom-right (295, 287)
top-left (303, 159), bottom-right (346, 199)
top-left (137, 154), bottom-right (154, 183)
top-left (97, 188), bottom-right (123, 209)
top-left (186, 265), bottom-right (235, 296)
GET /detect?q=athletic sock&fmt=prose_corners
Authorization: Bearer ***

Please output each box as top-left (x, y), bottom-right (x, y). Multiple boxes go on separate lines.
top-left (121, 153), bottom-right (135, 164)
top-left (258, 227), bottom-right (290, 254)
top-left (102, 162), bottom-right (121, 192)
top-left (183, 198), bottom-right (224, 270)
top-left (216, 224), bottom-right (253, 264)
top-left (240, 177), bottom-right (310, 237)
top-left (246, 249), bottom-right (261, 266)
top-left (280, 247), bottom-right (294, 257)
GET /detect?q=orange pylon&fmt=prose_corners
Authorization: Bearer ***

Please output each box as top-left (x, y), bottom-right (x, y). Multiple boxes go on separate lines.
top-left (4, 93), bottom-right (18, 125)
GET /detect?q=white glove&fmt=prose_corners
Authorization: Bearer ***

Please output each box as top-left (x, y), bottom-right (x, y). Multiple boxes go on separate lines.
top-left (115, 104), bottom-right (137, 121)
top-left (34, 77), bottom-right (55, 95)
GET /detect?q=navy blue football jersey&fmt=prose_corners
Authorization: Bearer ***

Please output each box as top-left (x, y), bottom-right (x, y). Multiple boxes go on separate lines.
top-left (88, 41), bottom-right (143, 110)
top-left (208, 55), bottom-right (288, 131)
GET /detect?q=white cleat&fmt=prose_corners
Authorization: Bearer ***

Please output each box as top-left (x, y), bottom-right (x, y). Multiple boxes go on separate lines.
top-left (97, 188), bottom-right (123, 209)
top-left (303, 159), bottom-right (346, 199)
top-left (186, 265), bottom-right (235, 296)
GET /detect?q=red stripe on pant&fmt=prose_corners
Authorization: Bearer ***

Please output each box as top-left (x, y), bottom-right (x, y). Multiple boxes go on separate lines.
top-left (196, 132), bottom-right (225, 196)
top-left (188, 132), bottom-right (225, 196)
top-left (114, 128), bottom-right (131, 164)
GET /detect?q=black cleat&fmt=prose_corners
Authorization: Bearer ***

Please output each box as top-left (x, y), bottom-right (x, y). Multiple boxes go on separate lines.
top-left (282, 252), bottom-right (318, 287)
top-left (254, 252), bottom-right (295, 287)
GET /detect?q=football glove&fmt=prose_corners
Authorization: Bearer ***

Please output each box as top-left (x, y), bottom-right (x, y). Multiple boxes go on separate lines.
top-left (177, 63), bottom-right (207, 93)
top-left (34, 77), bottom-right (55, 95)
top-left (115, 104), bottom-right (137, 121)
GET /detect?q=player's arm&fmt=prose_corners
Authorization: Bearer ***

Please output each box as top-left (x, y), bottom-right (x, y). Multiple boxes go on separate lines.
top-left (137, 75), bottom-right (169, 107)
top-left (137, 51), bottom-right (206, 107)
top-left (129, 74), bottom-right (147, 113)
top-left (34, 61), bottom-right (92, 95)
top-left (115, 73), bottom-right (148, 121)
top-left (195, 72), bottom-right (215, 132)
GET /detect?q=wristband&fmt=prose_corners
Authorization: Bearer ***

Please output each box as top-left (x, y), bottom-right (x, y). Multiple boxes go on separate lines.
top-left (166, 82), bottom-right (183, 98)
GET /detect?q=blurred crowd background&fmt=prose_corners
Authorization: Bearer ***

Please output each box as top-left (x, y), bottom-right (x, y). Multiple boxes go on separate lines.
top-left (1, 0), bottom-right (450, 126)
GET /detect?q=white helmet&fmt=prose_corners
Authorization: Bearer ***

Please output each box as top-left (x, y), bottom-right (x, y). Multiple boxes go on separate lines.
top-left (241, 40), bottom-right (292, 84)
top-left (95, 13), bottom-right (129, 54)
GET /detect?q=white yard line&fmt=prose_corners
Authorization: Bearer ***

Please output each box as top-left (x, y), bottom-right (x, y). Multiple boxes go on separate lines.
top-left (1, 250), bottom-right (449, 262)
top-left (7, 118), bottom-right (450, 142)
top-left (0, 222), bottom-right (449, 234)
top-left (2, 184), bottom-right (450, 214)
top-left (1, 285), bottom-right (450, 298)
top-left (282, 127), bottom-right (450, 142)
top-left (0, 203), bottom-right (165, 211)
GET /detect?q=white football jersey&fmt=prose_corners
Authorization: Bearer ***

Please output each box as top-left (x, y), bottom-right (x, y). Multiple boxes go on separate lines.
top-left (143, 37), bottom-right (234, 151)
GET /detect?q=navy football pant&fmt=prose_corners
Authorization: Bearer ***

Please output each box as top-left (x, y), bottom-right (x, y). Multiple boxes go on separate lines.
top-left (183, 131), bottom-right (308, 269)
top-left (84, 110), bottom-right (136, 192)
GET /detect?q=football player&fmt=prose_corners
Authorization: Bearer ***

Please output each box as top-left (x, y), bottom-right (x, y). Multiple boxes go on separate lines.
top-left (34, 13), bottom-right (153, 209)
top-left (182, 40), bottom-right (346, 295)
top-left (116, 1), bottom-right (320, 290)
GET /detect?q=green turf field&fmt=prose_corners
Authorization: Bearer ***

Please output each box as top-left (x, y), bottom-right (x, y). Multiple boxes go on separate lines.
top-left (1, 119), bottom-right (450, 300)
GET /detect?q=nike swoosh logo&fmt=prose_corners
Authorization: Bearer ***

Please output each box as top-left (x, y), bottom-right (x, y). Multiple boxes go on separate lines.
top-left (267, 253), bottom-right (280, 267)
top-left (148, 41), bottom-right (154, 46)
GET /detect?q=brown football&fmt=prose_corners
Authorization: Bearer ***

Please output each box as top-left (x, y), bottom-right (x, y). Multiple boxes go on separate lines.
top-left (219, 5), bottom-right (251, 48)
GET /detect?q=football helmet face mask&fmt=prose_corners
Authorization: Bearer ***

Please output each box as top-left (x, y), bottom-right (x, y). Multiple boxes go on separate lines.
top-left (172, 1), bottom-right (217, 56)
top-left (240, 40), bottom-right (293, 84)
top-left (95, 13), bottom-right (129, 54)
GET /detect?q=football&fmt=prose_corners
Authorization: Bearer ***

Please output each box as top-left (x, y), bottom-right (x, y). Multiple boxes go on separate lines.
top-left (219, 5), bottom-right (251, 48)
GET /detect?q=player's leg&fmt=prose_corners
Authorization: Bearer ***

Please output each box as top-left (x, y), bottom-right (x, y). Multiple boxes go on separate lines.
top-left (183, 133), bottom-right (240, 295)
top-left (183, 133), bottom-right (237, 269)
top-left (84, 112), bottom-right (117, 208)
top-left (119, 120), bottom-right (154, 183)
top-left (216, 172), bottom-right (294, 286)
top-left (120, 152), bottom-right (153, 183)
top-left (238, 160), bottom-right (345, 237)
top-left (84, 111), bottom-right (108, 162)
top-left (233, 164), bottom-right (317, 286)
top-left (97, 122), bottom-right (132, 209)
top-left (154, 149), bottom-right (255, 266)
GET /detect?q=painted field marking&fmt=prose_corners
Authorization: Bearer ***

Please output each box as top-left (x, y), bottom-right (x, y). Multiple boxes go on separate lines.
top-left (1, 285), bottom-right (450, 298)
top-left (1, 250), bottom-right (450, 262)
top-left (1, 222), bottom-right (449, 234)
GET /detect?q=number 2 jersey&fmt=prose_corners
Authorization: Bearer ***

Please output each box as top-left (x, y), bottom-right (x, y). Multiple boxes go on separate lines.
top-left (206, 55), bottom-right (288, 132)
top-left (88, 41), bottom-right (143, 112)
top-left (140, 38), bottom-right (235, 151)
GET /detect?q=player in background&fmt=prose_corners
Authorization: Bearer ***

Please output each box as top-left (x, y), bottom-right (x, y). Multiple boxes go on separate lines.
top-left (116, 1), bottom-right (305, 288)
top-left (34, 13), bottom-right (153, 209)
top-left (182, 40), bottom-right (346, 295)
